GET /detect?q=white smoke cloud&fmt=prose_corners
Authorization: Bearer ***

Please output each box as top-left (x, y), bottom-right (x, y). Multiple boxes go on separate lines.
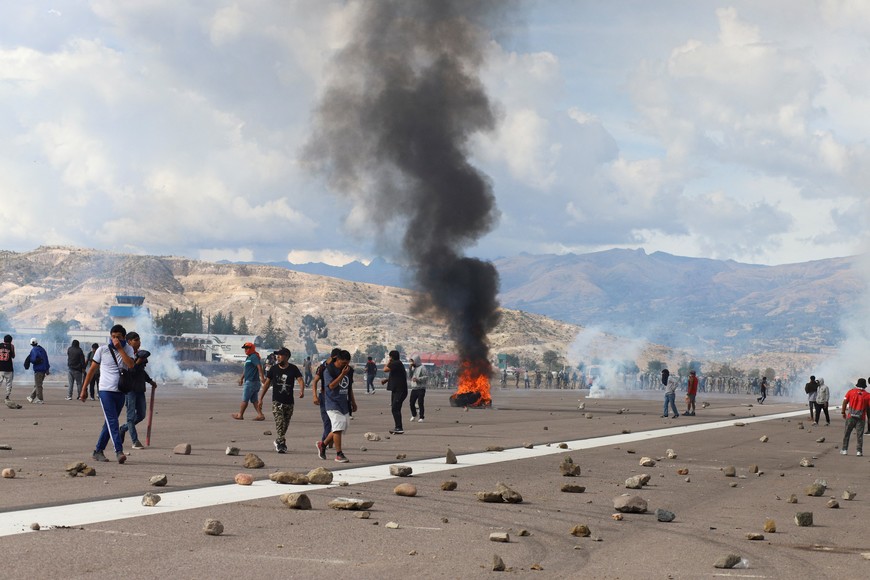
top-left (131, 312), bottom-right (208, 389)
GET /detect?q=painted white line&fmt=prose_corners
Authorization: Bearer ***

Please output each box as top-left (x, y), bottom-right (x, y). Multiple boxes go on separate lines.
top-left (0, 408), bottom-right (809, 537)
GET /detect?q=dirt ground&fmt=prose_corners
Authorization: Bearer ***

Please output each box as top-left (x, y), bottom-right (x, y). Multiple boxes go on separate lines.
top-left (0, 377), bottom-right (867, 579)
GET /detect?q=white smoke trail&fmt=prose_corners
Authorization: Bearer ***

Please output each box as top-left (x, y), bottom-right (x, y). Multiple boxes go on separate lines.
top-left (131, 311), bottom-right (208, 389)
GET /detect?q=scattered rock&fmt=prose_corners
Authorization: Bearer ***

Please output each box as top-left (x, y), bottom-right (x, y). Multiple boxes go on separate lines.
top-left (759, 435), bottom-right (769, 442)
top-left (280, 493), bottom-right (312, 510)
top-left (360, 447), bottom-right (367, 452)
top-left (356, 511), bottom-right (370, 519)
top-left (729, 482), bottom-right (738, 488)
top-left (235, 473), bottom-right (254, 486)
top-left (306, 467), bottom-right (333, 485)
top-left (395, 454), bottom-right (406, 460)
top-left (446, 448), bottom-right (457, 464)
top-left (269, 471), bottom-right (309, 485)
top-left (746, 533), bottom-right (764, 540)
top-left (655, 508), bottom-right (675, 522)
top-left (496, 482), bottom-right (523, 503)
top-left (570, 524), bottom-right (591, 537)
top-left (225, 446), bottom-right (240, 456)
top-left (390, 465), bottom-right (413, 477)
top-left (477, 491), bottom-right (504, 503)
top-left (492, 554), bottom-right (506, 572)
top-left (489, 532), bottom-right (510, 543)
top-left (559, 457), bottom-right (581, 477)
top-left (4, 400), bottom-right (21, 409)
top-left (639, 457), bottom-right (656, 467)
top-left (243, 453), bottom-right (264, 469)
top-left (723, 466), bottom-right (736, 477)
top-left (203, 519), bottom-right (224, 536)
top-left (394, 483), bottom-right (417, 497)
top-left (2, 468), bottom-right (16, 479)
top-left (764, 519), bottom-right (776, 533)
top-left (843, 490), bottom-right (857, 501)
top-left (522, 442), bottom-right (534, 449)
top-left (364, 432), bottom-right (381, 441)
top-left (613, 495), bottom-right (648, 513)
top-left (385, 521), bottom-right (400, 529)
top-left (611, 513), bottom-right (623, 521)
top-left (794, 512), bottom-right (813, 526)
top-left (543, 426), bottom-right (548, 430)
top-left (173, 443), bottom-right (191, 455)
top-left (263, 431), bottom-right (272, 436)
top-left (328, 497), bottom-right (374, 510)
top-left (626, 449), bottom-right (636, 454)
top-left (676, 468), bottom-right (689, 476)
top-left (827, 499), bottom-right (840, 509)
top-left (0, 444), bottom-right (11, 450)
top-left (518, 529), bottom-right (530, 536)
top-left (799, 458), bottom-right (814, 468)
top-left (733, 422), bottom-right (746, 427)
top-left (805, 483), bottom-right (826, 497)
top-left (557, 443), bottom-right (568, 450)
top-left (787, 494), bottom-right (798, 504)
top-left (530, 564), bottom-right (543, 571)
top-left (748, 465), bottom-right (759, 474)
top-left (81, 467), bottom-right (96, 476)
top-left (816, 437), bottom-right (825, 443)
top-left (65, 461), bottom-right (87, 474)
top-left (560, 484), bottom-right (586, 493)
top-left (584, 413), bottom-right (593, 419)
top-left (797, 422), bottom-right (804, 429)
top-left (142, 492), bottom-right (161, 507)
top-left (29, 523), bottom-right (39, 530)
top-left (625, 475), bottom-right (645, 489)
top-left (486, 446), bottom-right (505, 452)
top-left (714, 554), bottom-right (742, 569)
top-left (150, 474), bottom-right (168, 487)
top-left (441, 480), bottom-right (458, 491)
top-left (666, 449), bottom-right (677, 459)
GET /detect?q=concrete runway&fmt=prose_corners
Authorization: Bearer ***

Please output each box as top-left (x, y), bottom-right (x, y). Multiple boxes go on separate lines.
top-left (0, 379), bottom-right (867, 578)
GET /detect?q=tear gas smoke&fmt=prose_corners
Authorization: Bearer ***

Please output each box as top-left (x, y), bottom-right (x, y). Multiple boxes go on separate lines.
top-left (131, 312), bottom-right (208, 389)
top-left (306, 1), bottom-right (513, 374)
top-left (568, 327), bottom-right (647, 399)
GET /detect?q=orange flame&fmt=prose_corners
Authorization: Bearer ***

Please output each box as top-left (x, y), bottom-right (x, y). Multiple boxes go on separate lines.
top-left (452, 361), bottom-right (492, 407)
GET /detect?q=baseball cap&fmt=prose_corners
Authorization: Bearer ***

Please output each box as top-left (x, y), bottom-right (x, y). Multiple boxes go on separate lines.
top-left (242, 342), bottom-right (255, 350)
top-left (30, 338), bottom-right (37, 345)
top-left (275, 347), bottom-right (291, 357)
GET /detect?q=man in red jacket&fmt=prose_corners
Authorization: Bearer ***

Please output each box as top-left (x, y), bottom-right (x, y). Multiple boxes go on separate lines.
top-left (840, 378), bottom-right (868, 456)
top-left (685, 370), bottom-right (699, 416)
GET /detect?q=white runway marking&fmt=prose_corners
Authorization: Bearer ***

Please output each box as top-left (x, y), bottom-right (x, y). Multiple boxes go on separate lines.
top-left (0, 409), bottom-right (809, 537)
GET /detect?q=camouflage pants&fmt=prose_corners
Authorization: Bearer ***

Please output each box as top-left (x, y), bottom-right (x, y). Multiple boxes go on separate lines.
top-left (272, 402), bottom-right (294, 445)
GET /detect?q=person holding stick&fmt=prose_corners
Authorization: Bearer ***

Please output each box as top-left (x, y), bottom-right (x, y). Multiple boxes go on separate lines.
top-left (118, 332), bottom-right (157, 450)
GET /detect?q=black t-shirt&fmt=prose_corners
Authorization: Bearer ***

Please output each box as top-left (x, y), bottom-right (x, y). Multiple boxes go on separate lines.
top-left (0, 342), bottom-right (13, 372)
top-left (365, 361), bottom-right (377, 376)
top-left (387, 359), bottom-right (408, 392)
top-left (267, 363), bottom-right (302, 405)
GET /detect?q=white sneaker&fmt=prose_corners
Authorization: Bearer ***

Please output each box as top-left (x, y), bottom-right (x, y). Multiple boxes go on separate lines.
top-left (841, 450), bottom-right (848, 455)
top-left (858, 451), bottom-right (864, 457)
top-left (418, 418), bottom-right (424, 423)
top-left (410, 417), bottom-right (416, 422)
top-left (65, 396), bottom-right (72, 400)
top-left (35, 399), bottom-right (43, 404)
top-left (26, 396), bottom-right (33, 403)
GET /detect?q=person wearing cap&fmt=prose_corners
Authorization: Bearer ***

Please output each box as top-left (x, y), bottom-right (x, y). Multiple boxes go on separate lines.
top-left (24, 338), bottom-right (50, 404)
top-left (118, 332), bottom-right (157, 450)
top-left (256, 347), bottom-right (304, 453)
top-left (233, 342), bottom-right (265, 420)
top-left (841, 378), bottom-right (868, 456)
top-left (0, 335), bottom-right (15, 400)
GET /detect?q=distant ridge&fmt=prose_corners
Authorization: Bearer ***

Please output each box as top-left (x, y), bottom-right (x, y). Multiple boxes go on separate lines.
top-left (224, 256), bottom-right (406, 289)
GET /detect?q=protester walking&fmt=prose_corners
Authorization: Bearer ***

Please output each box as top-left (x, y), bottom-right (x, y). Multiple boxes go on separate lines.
top-left (118, 332), bottom-right (157, 450)
top-left (408, 355), bottom-right (428, 423)
top-left (232, 342), bottom-right (265, 420)
top-left (685, 370), bottom-right (698, 415)
top-left (813, 377), bottom-right (830, 426)
top-left (805, 375), bottom-right (818, 421)
top-left (0, 335), bottom-right (14, 400)
top-left (313, 349), bottom-right (341, 450)
top-left (662, 372), bottom-right (679, 418)
top-left (84, 343), bottom-right (99, 400)
top-left (25, 338), bottom-right (50, 404)
top-left (317, 350), bottom-right (357, 463)
top-left (384, 350), bottom-right (408, 434)
top-left (756, 376), bottom-right (768, 404)
top-left (66, 339), bottom-right (86, 401)
top-left (365, 356), bottom-right (377, 394)
top-left (257, 347), bottom-right (304, 454)
top-left (840, 378), bottom-right (867, 456)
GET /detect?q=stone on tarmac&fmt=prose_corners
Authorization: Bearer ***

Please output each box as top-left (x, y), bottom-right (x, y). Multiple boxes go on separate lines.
top-left (666, 449), bottom-right (677, 459)
top-left (639, 457), bottom-right (655, 467)
top-left (787, 494), bottom-right (798, 504)
top-left (559, 457), bottom-right (581, 477)
top-left (611, 513), bottom-right (623, 520)
top-left (328, 497), bottom-right (374, 510)
top-left (723, 466), bottom-right (736, 477)
top-left (441, 481), bottom-right (458, 491)
top-left (234, 473), bottom-right (254, 485)
top-left (263, 431), bottom-right (271, 436)
top-left (364, 432), bottom-right (381, 441)
top-left (794, 512), bottom-right (813, 526)
top-left (523, 442), bottom-right (533, 449)
top-left (816, 437), bottom-right (825, 443)
top-left (150, 474), bottom-right (168, 486)
top-left (613, 495), bottom-right (648, 513)
top-left (842, 490), bottom-right (856, 500)
top-left (142, 492), bottom-right (161, 507)
top-left (827, 499), bottom-right (840, 509)
top-left (489, 532), bottom-right (510, 542)
top-left (805, 483), bottom-right (826, 496)
top-left (280, 493), bottom-right (312, 510)
top-left (65, 461), bottom-right (87, 474)
top-left (760, 435), bottom-right (769, 442)
top-left (203, 519), bottom-right (224, 536)
top-left (225, 446), bottom-right (240, 456)
top-left (496, 482), bottom-right (523, 503)
top-left (29, 523), bottom-right (39, 530)
top-left (390, 465), bottom-right (413, 477)
top-left (395, 454), bottom-right (406, 460)
top-left (570, 524), bottom-right (591, 537)
top-left (486, 446), bottom-right (505, 452)
top-left (713, 554), bottom-right (742, 569)
top-left (385, 522), bottom-right (400, 529)
top-left (799, 457), bottom-right (814, 467)
top-left (492, 554), bottom-right (506, 572)
top-left (269, 471), bottom-right (308, 484)
top-left (173, 443), bottom-right (191, 455)
top-left (2, 467), bottom-right (15, 478)
top-left (655, 508), bottom-right (675, 522)
top-left (4, 400), bottom-right (20, 409)
top-left (518, 529), bottom-right (530, 536)
top-left (638, 473), bottom-right (652, 485)
top-left (355, 511), bottom-right (370, 519)
top-left (748, 464), bottom-right (759, 474)
top-left (558, 443), bottom-right (569, 449)
top-left (625, 475), bottom-right (645, 489)
top-left (764, 519), bottom-right (777, 533)
top-left (0, 444), bottom-right (10, 449)
top-left (561, 484), bottom-right (586, 493)
top-left (243, 453), bottom-right (264, 469)
top-left (676, 468), bottom-right (689, 475)
top-left (306, 467), bottom-right (333, 485)
top-left (476, 490), bottom-right (504, 503)
top-left (446, 448), bottom-right (457, 464)
top-left (80, 467), bottom-right (96, 476)
top-left (394, 483), bottom-right (417, 496)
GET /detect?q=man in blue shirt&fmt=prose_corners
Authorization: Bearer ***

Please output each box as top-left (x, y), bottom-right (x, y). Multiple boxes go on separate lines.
top-left (232, 342), bottom-right (265, 421)
top-left (25, 338), bottom-right (50, 404)
top-left (316, 349), bottom-right (357, 463)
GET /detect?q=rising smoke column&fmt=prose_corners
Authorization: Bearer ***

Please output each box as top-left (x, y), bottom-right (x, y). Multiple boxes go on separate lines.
top-left (306, 1), bottom-right (510, 370)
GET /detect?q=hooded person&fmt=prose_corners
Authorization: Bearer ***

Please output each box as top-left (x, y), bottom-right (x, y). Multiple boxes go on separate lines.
top-left (408, 355), bottom-right (428, 423)
top-left (813, 377), bottom-right (830, 426)
top-left (841, 378), bottom-right (868, 456)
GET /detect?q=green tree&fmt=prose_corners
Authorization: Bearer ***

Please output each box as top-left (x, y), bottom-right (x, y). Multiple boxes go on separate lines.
top-left (646, 360), bottom-right (665, 374)
top-left (503, 353), bottom-right (520, 367)
top-left (237, 316), bottom-right (249, 335)
top-left (352, 349), bottom-right (366, 363)
top-left (154, 306), bottom-right (203, 336)
top-left (747, 368), bottom-right (760, 379)
top-left (261, 315), bottom-right (287, 350)
top-left (298, 315), bottom-right (328, 356)
top-left (763, 367), bottom-right (776, 380)
top-left (365, 343), bottom-right (387, 364)
top-left (542, 349), bottom-right (563, 371)
top-left (619, 359), bottom-right (640, 374)
top-left (45, 318), bottom-right (70, 346)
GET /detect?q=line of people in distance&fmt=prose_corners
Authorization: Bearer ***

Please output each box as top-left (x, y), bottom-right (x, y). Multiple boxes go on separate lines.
top-left (235, 344), bottom-right (427, 463)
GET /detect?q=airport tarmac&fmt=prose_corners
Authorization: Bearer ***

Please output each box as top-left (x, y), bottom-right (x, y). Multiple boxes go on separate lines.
top-left (0, 380), bottom-right (867, 578)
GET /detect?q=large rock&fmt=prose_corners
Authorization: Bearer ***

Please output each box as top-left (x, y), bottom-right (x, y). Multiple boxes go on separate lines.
top-left (625, 475), bottom-right (645, 489)
top-left (225, 446), bottom-right (240, 456)
top-left (149, 474), bottom-right (168, 487)
top-left (2, 468), bottom-right (15, 479)
top-left (559, 457), bottom-right (581, 477)
top-left (307, 467), bottom-right (333, 485)
top-left (269, 471), bottom-right (308, 485)
top-left (476, 491), bottom-right (505, 503)
top-left (446, 448), bottom-right (457, 464)
top-left (390, 465), bottom-right (413, 477)
top-left (723, 466), bottom-right (736, 477)
top-left (394, 483), bottom-right (417, 497)
top-left (142, 492), bottom-right (161, 507)
top-left (489, 532), bottom-right (510, 543)
top-left (639, 457), bottom-right (656, 467)
top-left (4, 400), bottom-right (21, 409)
top-left (80, 467), bottom-right (96, 476)
top-left (173, 443), bottom-right (191, 455)
top-left (764, 519), bottom-right (777, 533)
top-left (235, 473), bottom-right (254, 486)
top-left (666, 449), bottom-right (677, 459)
top-left (843, 490), bottom-right (857, 501)
top-left (243, 453), bottom-right (264, 469)
top-left (613, 495), bottom-right (648, 513)
top-left (203, 519), bottom-right (224, 536)
top-left (656, 508), bottom-right (676, 522)
top-left (794, 512), bottom-right (813, 527)
top-left (328, 497), bottom-right (374, 510)
top-left (805, 483), bottom-right (826, 497)
top-left (65, 461), bottom-right (87, 474)
top-left (714, 554), bottom-right (742, 569)
top-left (280, 493), bottom-right (312, 510)
top-left (496, 482), bottom-right (523, 503)
top-left (799, 457), bottom-right (814, 468)
top-left (492, 554), bottom-right (506, 572)
top-left (441, 481), bottom-right (458, 491)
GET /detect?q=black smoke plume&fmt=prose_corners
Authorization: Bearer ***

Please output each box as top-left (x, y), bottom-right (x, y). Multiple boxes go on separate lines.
top-left (306, 1), bottom-right (510, 369)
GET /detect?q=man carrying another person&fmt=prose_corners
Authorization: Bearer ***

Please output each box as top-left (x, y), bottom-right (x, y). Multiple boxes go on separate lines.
top-left (118, 332), bottom-right (157, 450)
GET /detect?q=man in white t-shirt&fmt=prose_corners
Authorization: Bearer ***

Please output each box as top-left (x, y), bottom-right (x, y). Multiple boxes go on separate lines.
top-left (80, 324), bottom-right (135, 464)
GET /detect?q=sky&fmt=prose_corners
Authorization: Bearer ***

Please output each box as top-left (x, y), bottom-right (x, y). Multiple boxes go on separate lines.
top-left (2, 0), bottom-right (870, 267)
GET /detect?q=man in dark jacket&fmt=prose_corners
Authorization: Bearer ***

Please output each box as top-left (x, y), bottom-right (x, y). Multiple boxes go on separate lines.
top-left (0, 335), bottom-right (15, 400)
top-left (66, 339), bottom-right (86, 400)
top-left (383, 350), bottom-right (408, 434)
top-left (25, 338), bottom-right (50, 404)
top-left (118, 332), bottom-right (157, 450)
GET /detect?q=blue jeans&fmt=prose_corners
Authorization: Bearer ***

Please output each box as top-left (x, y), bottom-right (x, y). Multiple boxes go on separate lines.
top-left (319, 397), bottom-right (331, 442)
top-left (366, 374), bottom-right (376, 393)
top-left (96, 390), bottom-right (126, 454)
top-left (663, 392), bottom-right (678, 417)
top-left (120, 391), bottom-right (147, 443)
